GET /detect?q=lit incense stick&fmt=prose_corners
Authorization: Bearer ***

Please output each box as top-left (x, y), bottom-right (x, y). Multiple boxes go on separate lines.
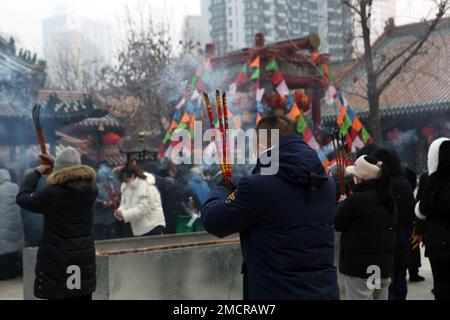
top-left (204, 92), bottom-right (224, 169)
top-left (222, 91), bottom-right (232, 181)
top-left (215, 90), bottom-right (226, 176)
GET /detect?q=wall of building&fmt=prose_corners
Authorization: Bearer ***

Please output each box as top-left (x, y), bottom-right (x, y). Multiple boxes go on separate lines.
top-left (201, 0), bottom-right (353, 61)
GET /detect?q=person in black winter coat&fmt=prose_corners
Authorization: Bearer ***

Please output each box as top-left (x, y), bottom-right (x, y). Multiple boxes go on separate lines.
top-left (415, 137), bottom-right (450, 300)
top-left (155, 161), bottom-right (199, 234)
top-left (405, 168), bottom-right (425, 282)
top-left (202, 115), bottom-right (339, 300)
top-left (16, 148), bottom-right (97, 300)
top-left (335, 155), bottom-right (398, 300)
top-left (372, 148), bottom-right (415, 300)
top-left (93, 163), bottom-right (121, 240)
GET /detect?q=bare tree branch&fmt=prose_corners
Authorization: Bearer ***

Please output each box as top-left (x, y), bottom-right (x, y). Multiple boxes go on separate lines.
top-left (375, 38), bottom-right (421, 77)
top-left (378, 1), bottom-right (449, 94)
top-left (341, 0), bottom-right (362, 16)
top-left (99, 3), bottom-right (175, 136)
top-left (342, 0), bottom-right (448, 143)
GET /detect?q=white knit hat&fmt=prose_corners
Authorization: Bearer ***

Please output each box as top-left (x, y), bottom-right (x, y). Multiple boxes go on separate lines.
top-left (54, 148), bottom-right (81, 172)
top-left (346, 155), bottom-right (382, 181)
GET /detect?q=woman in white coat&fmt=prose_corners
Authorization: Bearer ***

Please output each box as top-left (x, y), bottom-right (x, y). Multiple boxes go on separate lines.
top-left (115, 165), bottom-right (166, 236)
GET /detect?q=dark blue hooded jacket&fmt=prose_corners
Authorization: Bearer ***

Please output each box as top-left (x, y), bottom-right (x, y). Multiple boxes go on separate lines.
top-left (188, 173), bottom-right (210, 205)
top-left (201, 134), bottom-right (339, 300)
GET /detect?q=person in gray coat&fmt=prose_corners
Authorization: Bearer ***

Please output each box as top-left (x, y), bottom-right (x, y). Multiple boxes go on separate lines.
top-left (0, 168), bottom-right (25, 280)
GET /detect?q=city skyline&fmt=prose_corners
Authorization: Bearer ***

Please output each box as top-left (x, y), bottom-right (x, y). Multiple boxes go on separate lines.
top-left (0, 0), bottom-right (442, 60)
top-left (200, 0), bottom-right (354, 61)
top-left (0, 0), bottom-right (201, 59)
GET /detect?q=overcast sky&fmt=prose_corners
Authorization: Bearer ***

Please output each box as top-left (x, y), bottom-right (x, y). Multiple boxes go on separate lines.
top-left (0, 0), bottom-right (441, 58)
top-left (0, 0), bottom-right (201, 56)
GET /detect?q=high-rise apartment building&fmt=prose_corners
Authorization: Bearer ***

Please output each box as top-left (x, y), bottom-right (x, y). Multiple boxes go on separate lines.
top-left (201, 0), bottom-right (353, 62)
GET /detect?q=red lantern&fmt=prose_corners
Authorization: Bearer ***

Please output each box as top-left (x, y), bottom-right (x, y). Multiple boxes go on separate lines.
top-left (421, 125), bottom-right (437, 138)
top-left (387, 128), bottom-right (401, 140)
top-left (102, 132), bottom-right (121, 145)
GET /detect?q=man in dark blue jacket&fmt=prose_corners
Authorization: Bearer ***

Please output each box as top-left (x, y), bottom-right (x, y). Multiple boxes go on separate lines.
top-left (201, 115), bottom-right (339, 300)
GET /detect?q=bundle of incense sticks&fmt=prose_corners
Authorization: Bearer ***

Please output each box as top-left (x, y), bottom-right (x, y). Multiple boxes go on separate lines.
top-left (32, 104), bottom-right (50, 165)
top-left (203, 91), bottom-right (233, 183)
top-left (332, 132), bottom-right (347, 196)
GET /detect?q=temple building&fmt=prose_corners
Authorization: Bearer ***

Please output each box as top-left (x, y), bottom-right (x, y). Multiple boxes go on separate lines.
top-left (0, 32), bottom-right (124, 177)
top-left (328, 18), bottom-right (450, 172)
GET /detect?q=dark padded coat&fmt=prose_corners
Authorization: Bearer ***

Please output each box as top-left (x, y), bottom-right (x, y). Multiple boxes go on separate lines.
top-left (201, 134), bottom-right (339, 300)
top-left (416, 139), bottom-right (450, 259)
top-left (372, 148), bottom-right (415, 270)
top-left (335, 180), bottom-right (398, 279)
top-left (16, 166), bottom-right (98, 300)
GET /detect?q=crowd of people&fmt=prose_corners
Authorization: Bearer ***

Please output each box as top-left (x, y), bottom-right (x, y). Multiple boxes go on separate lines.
top-left (201, 116), bottom-right (449, 301)
top-left (0, 115), bottom-right (448, 301)
top-left (0, 148), bottom-right (249, 284)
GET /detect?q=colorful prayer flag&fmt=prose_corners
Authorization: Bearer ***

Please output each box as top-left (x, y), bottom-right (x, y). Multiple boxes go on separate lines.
top-left (362, 127), bottom-right (371, 143)
top-left (352, 117), bottom-right (363, 132)
top-left (297, 115), bottom-right (307, 134)
top-left (276, 80), bottom-right (289, 97)
top-left (181, 112), bottom-right (191, 124)
top-left (176, 122), bottom-right (188, 130)
top-left (340, 116), bottom-right (352, 138)
top-left (235, 71), bottom-right (249, 85)
top-left (162, 132), bottom-right (172, 145)
top-left (169, 120), bottom-right (178, 132)
top-left (251, 68), bottom-right (260, 80)
top-left (285, 94), bottom-right (294, 111)
top-left (288, 104), bottom-right (301, 121)
top-left (256, 88), bottom-right (265, 102)
top-left (272, 70), bottom-right (284, 85)
top-left (250, 56), bottom-right (260, 68)
top-left (256, 113), bottom-right (262, 124)
top-left (265, 59), bottom-right (279, 71)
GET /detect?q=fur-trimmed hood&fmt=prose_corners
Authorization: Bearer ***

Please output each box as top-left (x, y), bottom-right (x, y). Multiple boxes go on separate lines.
top-left (428, 137), bottom-right (450, 175)
top-left (47, 165), bottom-right (96, 185)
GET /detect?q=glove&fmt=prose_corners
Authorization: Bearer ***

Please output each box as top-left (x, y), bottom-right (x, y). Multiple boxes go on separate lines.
top-left (218, 178), bottom-right (236, 193)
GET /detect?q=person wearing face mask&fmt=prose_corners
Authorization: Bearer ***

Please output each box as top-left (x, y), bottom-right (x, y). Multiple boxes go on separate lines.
top-left (115, 164), bottom-right (166, 237)
top-left (335, 155), bottom-right (398, 300)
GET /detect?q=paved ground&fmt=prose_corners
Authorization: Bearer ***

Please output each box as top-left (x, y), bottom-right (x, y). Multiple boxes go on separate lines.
top-left (0, 249), bottom-right (435, 300)
top-left (405, 253), bottom-right (434, 300)
top-left (0, 277), bottom-right (23, 300)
